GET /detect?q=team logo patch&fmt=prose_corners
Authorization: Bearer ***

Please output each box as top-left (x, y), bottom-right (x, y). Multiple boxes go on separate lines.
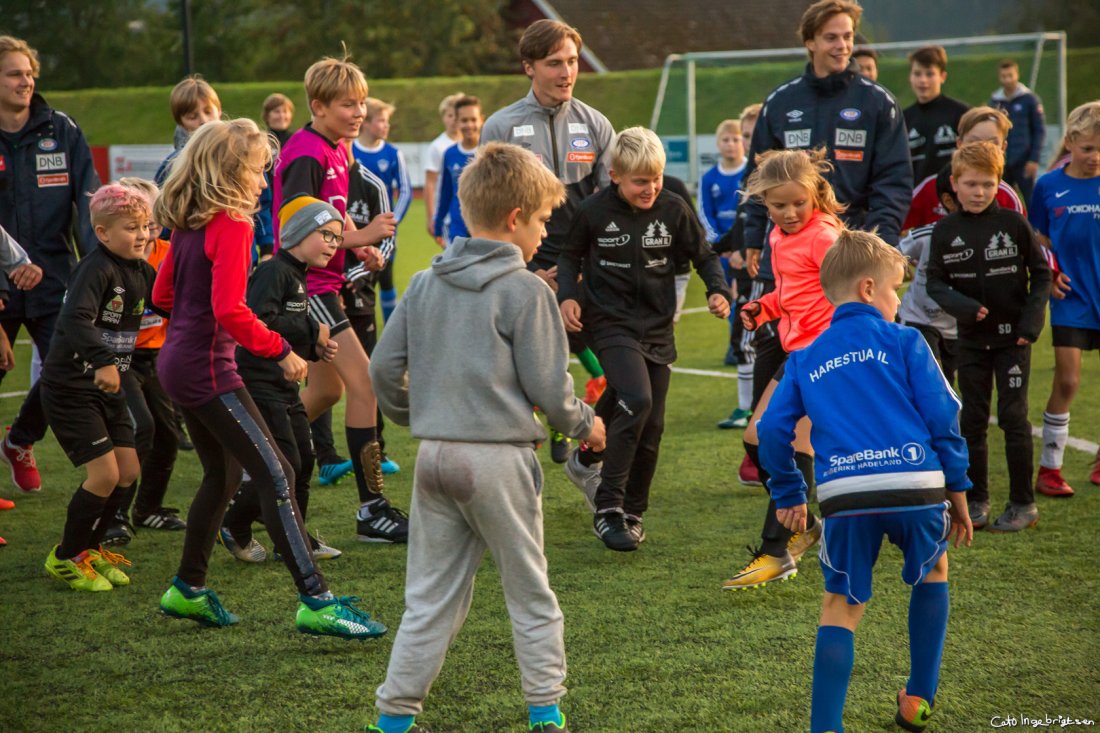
top-left (835, 129), bottom-right (866, 148)
top-left (570, 138), bottom-right (591, 149)
top-left (568, 123), bottom-right (589, 134)
top-left (36, 153), bottom-right (67, 172)
top-left (985, 231), bottom-right (1018, 260)
top-left (834, 149), bottom-right (863, 162)
top-left (314, 210), bottom-right (334, 225)
top-left (839, 108), bottom-right (861, 121)
top-left (37, 173), bottom-right (69, 187)
top-left (566, 151), bottom-right (595, 163)
top-left (37, 138), bottom-right (58, 151)
top-left (784, 129), bottom-right (811, 149)
top-left (377, 159), bottom-right (389, 172)
top-left (642, 220), bottom-right (671, 248)
top-left (513, 124), bottom-right (535, 137)
top-left (131, 297), bottom-right (145, 315)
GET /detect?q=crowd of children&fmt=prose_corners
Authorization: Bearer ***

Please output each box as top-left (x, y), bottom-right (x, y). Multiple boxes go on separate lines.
top-left (1, 1), bottom-right (1098, 728)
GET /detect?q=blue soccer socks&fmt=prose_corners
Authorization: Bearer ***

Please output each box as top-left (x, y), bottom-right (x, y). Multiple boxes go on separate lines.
top-left (812, 625), bottom-right (855, 733)
top-left (907, 581), bottom-right (949, 703)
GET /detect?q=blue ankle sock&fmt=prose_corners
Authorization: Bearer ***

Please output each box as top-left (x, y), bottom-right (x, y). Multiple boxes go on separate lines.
top-left (375, 713), bottom-right (415, 733)
top-left (811, 625), bottom-right (854, 733)
top-left (381, 288), bottom-right (397, 322)
top-left (907, 581), bottom-right (949, 704)
top-left (529, 703), bottom-right (563, 727)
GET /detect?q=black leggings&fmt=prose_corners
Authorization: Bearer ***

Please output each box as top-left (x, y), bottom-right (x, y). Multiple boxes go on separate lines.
top-left (176, 388), bottom-right (325, 596)
top-left (0, 311), bottom-right (58, 445)
top-left (593, 346), bottom-right (671, 516)
top-left (224, 395), bottom-right (314, 544)
top-left (121, 350), bottom-right (179, 515)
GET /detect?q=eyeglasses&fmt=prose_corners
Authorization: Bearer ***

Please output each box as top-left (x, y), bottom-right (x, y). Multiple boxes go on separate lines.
top-left (317, 230), bottom-right (344, 246)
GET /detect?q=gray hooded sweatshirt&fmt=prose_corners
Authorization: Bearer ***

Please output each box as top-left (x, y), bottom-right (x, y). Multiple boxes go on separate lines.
top-left (369, 236), bottom-right (594, 444)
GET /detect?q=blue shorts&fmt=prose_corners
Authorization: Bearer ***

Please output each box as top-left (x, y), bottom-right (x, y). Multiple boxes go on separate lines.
top-left (818, 502), bottom-right (951, 605)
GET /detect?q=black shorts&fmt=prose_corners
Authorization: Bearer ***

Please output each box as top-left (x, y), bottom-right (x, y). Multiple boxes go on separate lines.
top-left (1052, 325), bottom-right (1100, 351)
top-left (773, 355), bottom-right (789, 383)
top-left (41, 382), bottom-right (135, 467)
top-left (307, 291), bottom-right (351, 336)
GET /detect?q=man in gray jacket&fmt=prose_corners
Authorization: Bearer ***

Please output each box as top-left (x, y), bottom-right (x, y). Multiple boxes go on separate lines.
top-left (367, 142), bottom-right (605, 733)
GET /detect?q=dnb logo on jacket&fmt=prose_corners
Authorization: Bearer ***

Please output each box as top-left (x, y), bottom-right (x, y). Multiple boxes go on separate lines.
top-left (642, 220), bottom-right (671, 248)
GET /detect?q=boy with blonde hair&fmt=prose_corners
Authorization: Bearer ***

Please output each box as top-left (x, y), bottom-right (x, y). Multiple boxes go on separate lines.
top-left (275, 55), bottom-right (407, 543)
top-left (759, 229), bottom-right (973, 733)
top-left (926, 142), bottom-right (1051, 532)
top-left (559, 127), bottom-right (730, 551)
top-left (367, 142), bottom-right (605, 733)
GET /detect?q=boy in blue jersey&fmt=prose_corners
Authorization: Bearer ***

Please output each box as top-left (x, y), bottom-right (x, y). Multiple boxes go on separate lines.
top-left (758, 229), bottom-right (973, 733)
top-left (433, 96), bottom-right (482, 247)
top-left (354, 98), bottom-right (412, 321)
top-left (1031, 101), bottom-right (1100, 495)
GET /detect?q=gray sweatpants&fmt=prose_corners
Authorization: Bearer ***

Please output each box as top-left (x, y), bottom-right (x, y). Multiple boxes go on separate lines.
top-left (375, 440), bottom-right (567, 716)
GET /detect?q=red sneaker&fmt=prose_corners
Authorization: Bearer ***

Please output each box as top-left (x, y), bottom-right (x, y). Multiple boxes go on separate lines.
top-left (0, 430), bottom-right (41, 493)
top-left (1091, 448), bottom-right (1100, 486)
top-left (739, 453), bottom-right (763, 487)
top-left (584, 376), bottom-right (607, 405)
top-left (0, 536), bottom-right (6, 546)
top-left (1036, 466), bottom-right (1074, 498)
top-left (0, 496), bottom-right (14, 510)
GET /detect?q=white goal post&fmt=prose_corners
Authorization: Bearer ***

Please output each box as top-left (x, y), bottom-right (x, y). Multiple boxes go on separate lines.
top-left (650, 31), bottom-right (1068, 190)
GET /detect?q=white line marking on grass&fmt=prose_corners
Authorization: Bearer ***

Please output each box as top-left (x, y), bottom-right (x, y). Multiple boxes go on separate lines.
top-left (678, 306), bottom-right (710, 315)
top-left (0, 390), bottom-right (28, 399)
top-left (990, 417), bottom-right (1098, 455)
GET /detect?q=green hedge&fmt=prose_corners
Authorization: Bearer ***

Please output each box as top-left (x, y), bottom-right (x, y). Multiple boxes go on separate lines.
top-left (45, 48), bottom-right (1100, 147)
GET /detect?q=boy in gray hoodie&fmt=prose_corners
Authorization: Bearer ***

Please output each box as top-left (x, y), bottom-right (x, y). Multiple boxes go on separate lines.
top-left (367, 142), bottom-right (606, 733)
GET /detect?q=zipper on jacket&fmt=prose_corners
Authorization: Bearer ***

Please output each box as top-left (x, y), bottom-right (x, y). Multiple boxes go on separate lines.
top-left (548, 109), bottom-right (560, 177)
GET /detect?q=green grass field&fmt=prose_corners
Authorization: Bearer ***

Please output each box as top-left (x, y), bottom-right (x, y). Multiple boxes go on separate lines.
top-left (2, 205), bottom-right (1099, 732)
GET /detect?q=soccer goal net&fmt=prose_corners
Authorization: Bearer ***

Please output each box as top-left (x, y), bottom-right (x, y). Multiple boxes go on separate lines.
top-left (650, 32), bottom-right (1067, 189)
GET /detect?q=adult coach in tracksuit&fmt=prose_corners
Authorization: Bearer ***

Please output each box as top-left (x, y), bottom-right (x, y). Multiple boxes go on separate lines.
top-left (479, 19), bottom-right (614, 286)
top-left (737, 0), bottom-right (912, 577)
top-left (0, 37), bottom-right (100, 492)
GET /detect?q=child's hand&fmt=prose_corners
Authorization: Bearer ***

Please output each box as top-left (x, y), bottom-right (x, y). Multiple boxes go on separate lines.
top-left (317, 338), bottom-right (338, 362)
top-left (435, 236), bottom-right (445, 248)
top-left (316, 322), bottom-right (331, 347)
top-left (279, 351), bottom-right (309, 383)
top-left (1016, 337), bottom-right (1031, 346)
top-left (362, 212), bottom-right (397, 246)
top-left (560, 299), bottom-right (583, 332)
top-left (746, 248), bottom-right (761, 278)
top-left (354, 246), bottom-right (387, 271)
top-left (10, 263), bottom-right (42, 290)
top-left (533, 266), bottom-right (558, 293)
top-left (94, 364), bottom-right (121, 394)
top-left (740, 301), bottom-right (762, 331)
top-left (776, 504), bottom-right (807, 533)
top-left (584, 416), bottom-right (607, 452)
top-left (1051, 271), bottom-right (1072, 300)
top-left (946, 491), bottom-right (973, 548)
top-left (975, 306), bottom-right (989, 321)
top-left (0, 336), bottom-right (13, 371)
top-left (709, 292), bottom-right (730, 319)
top-left (726, 251), bottom-right (745, 269)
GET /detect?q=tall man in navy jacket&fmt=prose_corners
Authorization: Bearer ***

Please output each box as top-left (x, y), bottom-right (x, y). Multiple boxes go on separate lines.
top-left (0, 36), bottom-right (100, 492)
top-left (742, 0), bottom-right (912, 275)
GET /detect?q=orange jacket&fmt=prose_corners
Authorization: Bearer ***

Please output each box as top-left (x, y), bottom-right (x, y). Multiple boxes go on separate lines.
top-left (136, 238), bottom-right (170, 350)
top-left (749, 210), bottom-right (840, 352)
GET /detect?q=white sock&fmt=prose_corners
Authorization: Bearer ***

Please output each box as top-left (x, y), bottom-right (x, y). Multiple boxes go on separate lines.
top-left (1040, 412), bottom-right (1070, 469)
top-left (737, 364), bottom-right (754, 412)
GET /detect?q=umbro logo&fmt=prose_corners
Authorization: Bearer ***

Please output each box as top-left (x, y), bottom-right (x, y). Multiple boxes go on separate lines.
top-left (951, 236), bottom-right (965, 248)
top-left (786, 110), bottom-right (803, 121)
top-left (605, 222), bottom-right (620, 232)
top-left (1007, 365), bottom-right (1022, 375)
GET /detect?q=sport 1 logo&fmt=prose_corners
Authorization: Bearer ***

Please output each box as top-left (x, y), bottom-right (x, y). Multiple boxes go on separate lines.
top-left (901, 443), bottom-right (926, 465)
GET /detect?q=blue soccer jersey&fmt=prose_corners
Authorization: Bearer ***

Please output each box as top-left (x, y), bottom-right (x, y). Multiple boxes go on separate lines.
top-left (434, 142), bottom-right (476, 242)
top-left (698, 161), bottom-right (746, 243)
top-left (1029, 167), bottom-right (1100, 330)
top-left (352, 139), bottom-right (412, 222)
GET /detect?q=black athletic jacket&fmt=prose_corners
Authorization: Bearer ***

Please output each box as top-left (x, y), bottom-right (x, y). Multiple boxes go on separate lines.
top-left (41, 245), bottom-right (155, 390)
top-left (0, 93), bottom-right (100, 319)
top-left (237, 249), bottom-right (321, 400)
top-left (904, 94), bottom-right (970, 184)
top-left (925, 202), bottom-right (1051, 348)
top-left (558, 185), bottom-right (729, 363)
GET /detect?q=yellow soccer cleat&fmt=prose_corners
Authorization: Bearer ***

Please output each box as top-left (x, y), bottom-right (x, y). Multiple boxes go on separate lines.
top-left (787, 518), bottom-right (823, 562)
top-left (722, 547), bottom-right (797, 590)
top-left (91, 546), bottom-right (132, 586)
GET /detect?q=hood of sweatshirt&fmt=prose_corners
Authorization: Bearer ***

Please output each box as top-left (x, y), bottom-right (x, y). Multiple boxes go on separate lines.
top-left (431, 236), bottom-right (526, 292)
top-left (991, 83), bottom-right (1033, 102)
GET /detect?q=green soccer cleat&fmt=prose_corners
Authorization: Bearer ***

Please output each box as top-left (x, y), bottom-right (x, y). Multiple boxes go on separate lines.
top-left (530, 714), bottom-right (569, 732)
top-left (90, 546), bottom-right (132, 586)
top-left (45, 546), bottom-right (112, 592)
top-left (296, 594), bottom-right (387, 639)
top-left (364, 725), bottom-right (432, 733)
top-left (159, 576), bottom-right (239, 627)
top-left (896, 689), bottom-right (934, 732)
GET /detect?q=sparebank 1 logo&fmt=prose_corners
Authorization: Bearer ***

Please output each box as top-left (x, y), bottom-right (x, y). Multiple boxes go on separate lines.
top-left (901, 443), bottom-right (926, 465)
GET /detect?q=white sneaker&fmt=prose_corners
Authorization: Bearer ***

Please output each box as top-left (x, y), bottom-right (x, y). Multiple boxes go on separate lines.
top-left (218, 528), bottom-right (267, 562)
top-left (311, 534), bottom-right (342, 560)
top-left (564, 449), bottom-right (601, 512)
